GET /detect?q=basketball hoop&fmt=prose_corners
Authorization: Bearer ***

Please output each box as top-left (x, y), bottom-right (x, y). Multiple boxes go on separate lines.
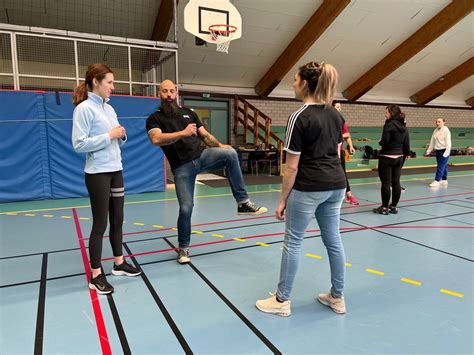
top-left (208, 24), bottom-right (237, 53)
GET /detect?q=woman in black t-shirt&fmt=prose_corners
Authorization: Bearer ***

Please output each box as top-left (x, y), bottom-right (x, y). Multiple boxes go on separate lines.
top-left (256, 61), bottom-right (347, 316)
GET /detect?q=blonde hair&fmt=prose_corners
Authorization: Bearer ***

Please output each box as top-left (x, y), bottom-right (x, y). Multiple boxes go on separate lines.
top-left (298, 62), bottom-right (338, 106)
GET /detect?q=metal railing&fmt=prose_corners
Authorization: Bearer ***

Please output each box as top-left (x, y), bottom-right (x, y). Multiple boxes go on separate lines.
top-left (0, 26), bottom-right (178, 96)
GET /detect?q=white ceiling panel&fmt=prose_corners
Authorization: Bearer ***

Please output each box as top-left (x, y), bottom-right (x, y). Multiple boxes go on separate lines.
top-left (0, 0), bottom-right (470, 106)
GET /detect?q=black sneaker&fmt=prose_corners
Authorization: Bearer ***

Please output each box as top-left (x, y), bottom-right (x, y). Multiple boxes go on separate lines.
top-left (177, 248), bottom-right (190, 264)
top-left (373, 206), bottom-right (389, 215)
top-left (388, 205), bottom-right (398, 214)
top-left (89, 274), bottom-right (114, 294)
top-left (112, 260), bottom-right (142, 277)
top-left (238, 201), bottom-right (268, 215)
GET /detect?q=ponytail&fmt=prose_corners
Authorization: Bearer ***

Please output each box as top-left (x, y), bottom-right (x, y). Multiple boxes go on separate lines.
top-left (314, 63), bottom-right (338, 106)
top-left (73, 82), bottom-right (88, 106)
top-left (386, 104), bottom-right (406, 124)
top-left (72, 63), bottom-right (113, 106)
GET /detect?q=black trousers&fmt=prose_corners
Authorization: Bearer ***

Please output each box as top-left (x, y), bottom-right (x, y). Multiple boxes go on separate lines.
top-left (340, 149), bottom-right (351, 192)
top-left (85, 171), bottom-right (124, 269)
top-left (377, 156), bottom-right (404, 208)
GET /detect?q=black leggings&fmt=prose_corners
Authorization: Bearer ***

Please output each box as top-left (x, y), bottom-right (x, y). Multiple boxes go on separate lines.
top-left (340, 149), bottom-right (351, 192)
top-left (85, 171), bottom-right (124, 269)
top-left (377, 156), bottom-right (404, 208)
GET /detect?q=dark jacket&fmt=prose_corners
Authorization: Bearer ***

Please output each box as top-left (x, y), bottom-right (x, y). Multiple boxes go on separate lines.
top-left (378, 119), bottom-right (410, 156)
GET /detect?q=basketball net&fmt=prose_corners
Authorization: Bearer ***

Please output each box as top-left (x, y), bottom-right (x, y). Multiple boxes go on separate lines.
top-left (209, 24), bottom-right (237, 54)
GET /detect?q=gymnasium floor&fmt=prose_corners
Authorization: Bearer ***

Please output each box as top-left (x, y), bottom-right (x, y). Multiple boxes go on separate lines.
top-left (1, 171), bottom-right (473, 354)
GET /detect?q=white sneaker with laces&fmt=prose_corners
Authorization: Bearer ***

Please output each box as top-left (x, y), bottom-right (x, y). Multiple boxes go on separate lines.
top-left (440, 180), bottom-right (448, 186)
top-left (429, 180), bottom-right (440, 187)
top-left (317, 293), bottom-right (346, 314)
top-left (256, 292), bottom-right (291, 317)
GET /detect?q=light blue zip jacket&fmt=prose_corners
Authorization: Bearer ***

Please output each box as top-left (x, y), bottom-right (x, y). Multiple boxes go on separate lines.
top-left (72, 92), bottom-right (126, 174)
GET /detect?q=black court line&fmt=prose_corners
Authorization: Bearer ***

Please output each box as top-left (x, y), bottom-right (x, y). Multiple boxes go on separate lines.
top-left (442, 201), bottom-right (474, 210)
top-left (0, 247), bottom-right (81, 261)
top-left (399, 206), bottom-right (474, 226)
top-left (106, 290), bottom-right (131, 354)
top-left (162, 238), bottom-right (282, 355)
top-left (340, 198), bottom-right (471, 216)
top-left (3, 210), bottom-right (473, 290)
top-left (123, 243), bottom-right (192, 355)
top-left (34, 253), bottom-right (47, 355)
top-left (340, 218), bottom-right (474, 262)
top-left (1, 206), bottom-right (472, 265)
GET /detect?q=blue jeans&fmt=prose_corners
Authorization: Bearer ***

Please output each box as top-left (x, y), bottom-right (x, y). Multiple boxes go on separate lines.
top-left (435, 149), bottom-right (449, 181)
top-left (277, 189), bottom-right (346, 301)
top-left (172, 147), bottom-right (249, 247)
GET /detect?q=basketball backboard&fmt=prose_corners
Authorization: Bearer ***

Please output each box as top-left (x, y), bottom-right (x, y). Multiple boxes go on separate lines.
top-left (184, 0), bottom-right (242, 44)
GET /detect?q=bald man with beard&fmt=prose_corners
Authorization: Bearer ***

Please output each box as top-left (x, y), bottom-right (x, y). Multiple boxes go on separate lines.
top-left (146, 80), bottom-right (268, 264)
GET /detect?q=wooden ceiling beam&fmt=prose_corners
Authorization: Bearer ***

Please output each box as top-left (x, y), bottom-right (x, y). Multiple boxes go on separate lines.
top-left (410, 57), bottom-right (474, 105)
top-left (254, 0), bottom-right (350, 97)
top-left (465, 96), bottom-right (474, 107)
top-left (151, 0), bottom-right (178, 42)
top-left (343, 0), bottom-right (474, 102)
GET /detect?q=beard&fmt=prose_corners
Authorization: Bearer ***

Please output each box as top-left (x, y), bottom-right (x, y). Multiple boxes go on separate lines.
top-left (161, 99), bottom-right (180, 116)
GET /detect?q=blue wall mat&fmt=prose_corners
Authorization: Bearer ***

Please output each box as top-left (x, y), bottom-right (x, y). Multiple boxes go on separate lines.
top-left (0, 91), bottom-right (51, 202)
top-left (0, 91), bottom-right (165, 202)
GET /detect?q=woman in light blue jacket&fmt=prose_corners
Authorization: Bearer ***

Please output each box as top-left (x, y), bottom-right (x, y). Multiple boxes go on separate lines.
top-left (72, 64), bottom-right (141, 294)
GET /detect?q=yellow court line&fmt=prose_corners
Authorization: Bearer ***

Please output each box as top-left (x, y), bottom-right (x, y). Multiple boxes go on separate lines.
top-left (152, 225), bottom-right (164, 228)
top-left (192, 230), bottom-right (203, 234)
top-left (171, 227), bottom-right (177, 231)
top-left (79, 217), bottom-right (90, 220)
top-left (60, 216), bottom-right (72, 219)
top-left (24, 213), bottom-right (36, 216)
top-left (43, 214), bottom-right (54, 218)
top-left (401, 278), bottom-right (422, 286)
top-left (306, 253), bottom-right (322, 259)
top-left (440, 289), bottom-right (464, 298)
top-left (212, 234), bottom-right (224, 238)
top-left (366, 268), bottom-right (385, 276)
top-left (233, 238), bottom-right (246, 242)
top-left (133, 222), bottom-right (145, 226)
top-left (345, 262), bottom-right (352, 267)
top-left (0, 189), bottom-right (279, 215)
top-left (2, 172), bottom-right (473, 215)
top-left (256, 242), bottom-right (269, 247)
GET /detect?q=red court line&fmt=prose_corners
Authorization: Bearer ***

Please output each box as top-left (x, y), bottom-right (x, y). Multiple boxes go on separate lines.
top-left (102, 225), bottom-right (473, 262)
top-left (72, 208), bottom-right (112, 355)
top-left (79, 214), bottom-right (273, 241)
top-left (87, 191), bottom-right (474, 242)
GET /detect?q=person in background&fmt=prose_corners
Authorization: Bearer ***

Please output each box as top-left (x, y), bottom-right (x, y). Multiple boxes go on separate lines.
top-left (332, 101), bottom-right (359, 205)
top-left (426, 118), bottom-right (451, 187)
top-left (146, 80), bottom-right (267, 264)
top-left (373, 105), bottom-right (410, 215)
top-left (256, 61), bottom-right (347, 317)
top-left (72, 63), bottom-right (141, 295)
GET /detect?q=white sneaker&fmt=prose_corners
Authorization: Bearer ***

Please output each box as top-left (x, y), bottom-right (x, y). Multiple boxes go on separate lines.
top-left (440, 180), bottom-right (448, 186)
top-left (317, 293), bottom-right (346, 314)
top-left (429, 181), bottom-right (440, 187)
top-left (256, 292), bottom-right (291, 317)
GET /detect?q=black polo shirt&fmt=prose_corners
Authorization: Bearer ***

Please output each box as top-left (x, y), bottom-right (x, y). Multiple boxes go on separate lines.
top-left (146, 106), bottom-right (204, 170)
top-left (284, 104), bottom-right (346, 191)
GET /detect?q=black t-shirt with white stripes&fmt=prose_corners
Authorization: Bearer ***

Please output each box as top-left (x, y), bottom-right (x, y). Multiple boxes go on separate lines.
top-left (284, 103), bottom-right (346, 191)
